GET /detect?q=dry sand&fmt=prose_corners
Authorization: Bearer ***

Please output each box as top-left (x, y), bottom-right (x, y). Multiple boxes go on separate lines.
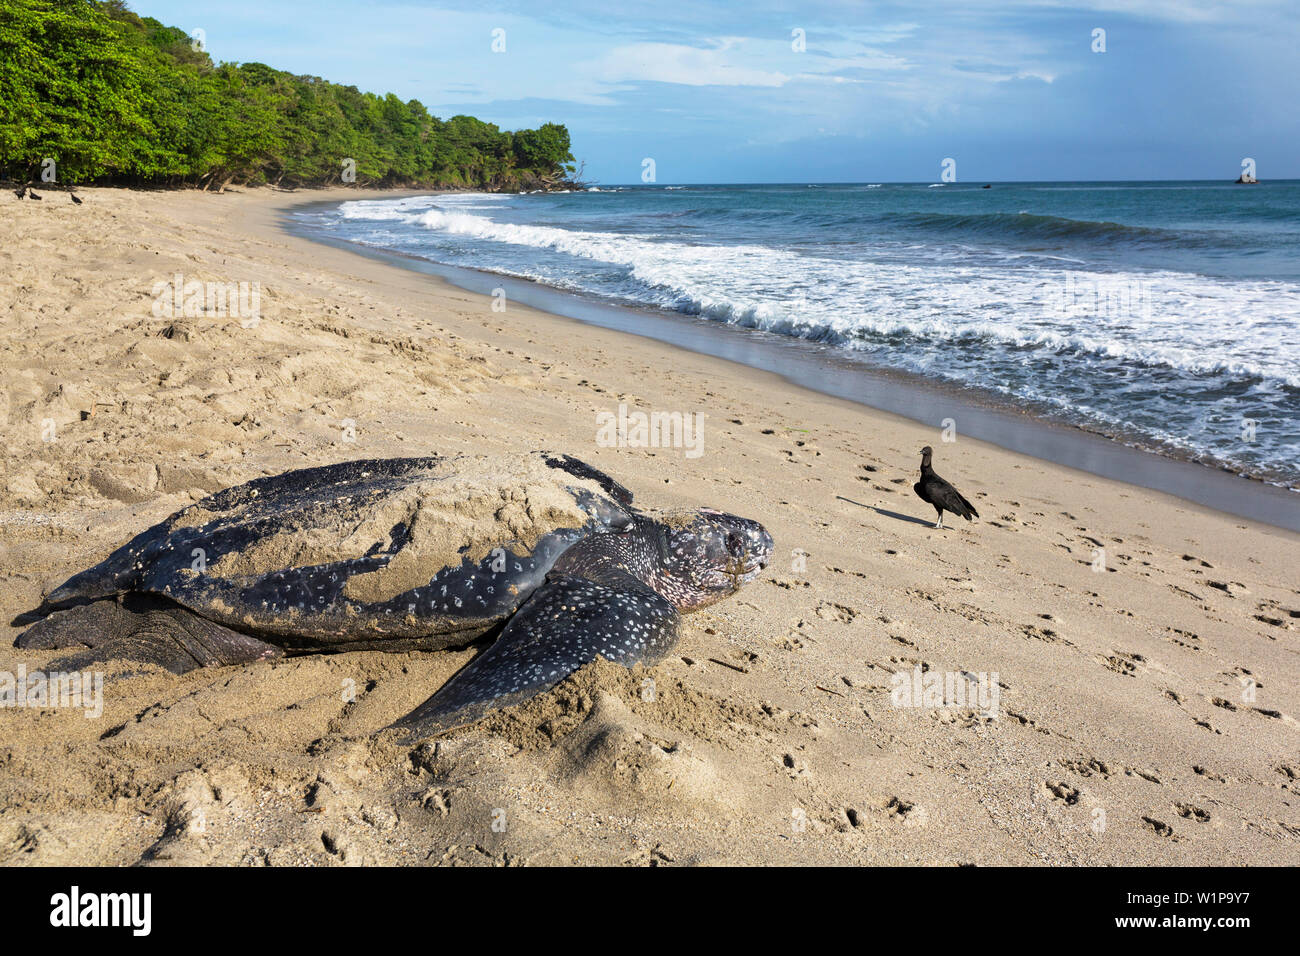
top-left (1, 186), bottom-right (1297, 866)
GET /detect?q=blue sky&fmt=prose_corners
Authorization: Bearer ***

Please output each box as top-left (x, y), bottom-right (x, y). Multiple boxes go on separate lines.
top-left (128, 1), bottom-right (1298, 183)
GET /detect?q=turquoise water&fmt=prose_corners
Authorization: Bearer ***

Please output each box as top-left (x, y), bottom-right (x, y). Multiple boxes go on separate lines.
top-left (297, 181), bottom-right (1300, 486)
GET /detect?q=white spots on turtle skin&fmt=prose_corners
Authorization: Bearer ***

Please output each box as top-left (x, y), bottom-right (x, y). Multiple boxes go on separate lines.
top-left (411, 573), bottom-right (681, 725)
top-left (408, 510), bottom-right (771, 727)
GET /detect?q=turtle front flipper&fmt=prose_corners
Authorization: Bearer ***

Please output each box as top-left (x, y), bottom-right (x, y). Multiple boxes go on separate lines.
top-left (544, 454), bottom-right (635, 508)
top-left (390, 572), bottom-right (680, 740)
top-left (16, 598), bottom-right (284, 674)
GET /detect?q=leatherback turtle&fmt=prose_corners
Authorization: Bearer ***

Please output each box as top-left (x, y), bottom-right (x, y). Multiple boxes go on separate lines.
top-left (15, 452), bottom-right (772, 736)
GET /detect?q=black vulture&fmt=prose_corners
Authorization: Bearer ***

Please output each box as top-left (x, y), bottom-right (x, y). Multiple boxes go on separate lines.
top-left (913, 445), bottom-right (979, 529)
top-left (28, 188), bottom-right (41, 200)
top-left (70, 192), bottom-right (82, 205)
top-left (13, 185), bottom-right (26, 199)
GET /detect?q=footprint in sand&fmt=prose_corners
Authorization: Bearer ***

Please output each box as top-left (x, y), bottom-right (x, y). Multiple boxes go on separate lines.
top-left (1141, 816), bottom-right (1176, 839)
top-left (825, 565), bottom-right (869, 579)
top-left (1062, 756), bottom-right (1112, 779)
top-left (778, 631), bottom-right (808, 652)
top-left (815, 601), bottom-right (857, 623)
top-left (1206, 580), bottom-right (1249, 598)
top-left (1164, 627), bottom-right (1201, 651)
top-left (1254, 600), bottom-right (1299, 629)
top-left (1175, 803), bottom-right (1211, 823)
top-left (883, 796), bottom-right (926, 827)
top-left (767, 578), bottom-right (812, 591)
top-left (622, 845), bottom-right (676, 866)
top-left (1020, 622), bottom-right (1073, 646)
top-left (1046, 781), bottom-right (1081, 805)
top-left (1097, 651), bottom-right (1146, 677)
top-left (1250, 707), bottom-right (1298, 726)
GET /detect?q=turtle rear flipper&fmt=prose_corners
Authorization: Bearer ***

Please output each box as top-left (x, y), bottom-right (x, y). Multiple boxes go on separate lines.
top-left (390, 572), bottom-right (680, 740)
top-left (17, 598), bottom-right (284, 674)
top-left (34, 523), bottom-right (166, 613)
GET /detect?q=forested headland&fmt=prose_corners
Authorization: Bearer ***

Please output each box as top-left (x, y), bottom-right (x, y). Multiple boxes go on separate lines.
top-left (0, 0), bottom-right (578, 190)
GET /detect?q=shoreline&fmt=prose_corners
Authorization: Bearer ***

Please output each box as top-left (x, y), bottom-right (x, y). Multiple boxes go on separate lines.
top-left (3, 185), bottom-right (1298, 866)
top-left (285, 195), bottom-right (1300, 533)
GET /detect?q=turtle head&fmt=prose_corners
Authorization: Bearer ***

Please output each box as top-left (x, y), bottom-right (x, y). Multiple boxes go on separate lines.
top-left (649, 508), bottom-right (773, 611)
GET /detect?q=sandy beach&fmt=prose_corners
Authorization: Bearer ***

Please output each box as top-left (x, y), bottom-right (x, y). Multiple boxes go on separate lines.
top-left (1, 186), bottom-right (1297, 866)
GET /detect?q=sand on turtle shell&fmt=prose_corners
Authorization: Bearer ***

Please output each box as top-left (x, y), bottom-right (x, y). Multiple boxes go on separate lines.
top-left (197, 454), bottom-right (605, 604)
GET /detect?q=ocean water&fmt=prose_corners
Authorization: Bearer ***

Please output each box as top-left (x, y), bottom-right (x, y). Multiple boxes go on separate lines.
top-left (297, 182), bottom-right (1300, 487)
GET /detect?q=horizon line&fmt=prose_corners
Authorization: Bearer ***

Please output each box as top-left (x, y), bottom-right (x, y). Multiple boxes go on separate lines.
top-left (585, 177), bottom-right (1294, 187)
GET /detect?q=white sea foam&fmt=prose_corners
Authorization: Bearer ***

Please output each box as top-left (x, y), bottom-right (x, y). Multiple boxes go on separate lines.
top-left (338, 198), bottom-right (1300, 391)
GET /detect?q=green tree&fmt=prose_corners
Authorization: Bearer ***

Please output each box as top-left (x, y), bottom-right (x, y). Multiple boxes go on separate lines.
top-left (0, 0), bottom-right (578, 190)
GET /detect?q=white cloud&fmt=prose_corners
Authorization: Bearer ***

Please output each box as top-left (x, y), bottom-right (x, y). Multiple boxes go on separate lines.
top-left (590, 39), bottom-right (790, 87)
top-left (582, 33), bottom-right (919, 93)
